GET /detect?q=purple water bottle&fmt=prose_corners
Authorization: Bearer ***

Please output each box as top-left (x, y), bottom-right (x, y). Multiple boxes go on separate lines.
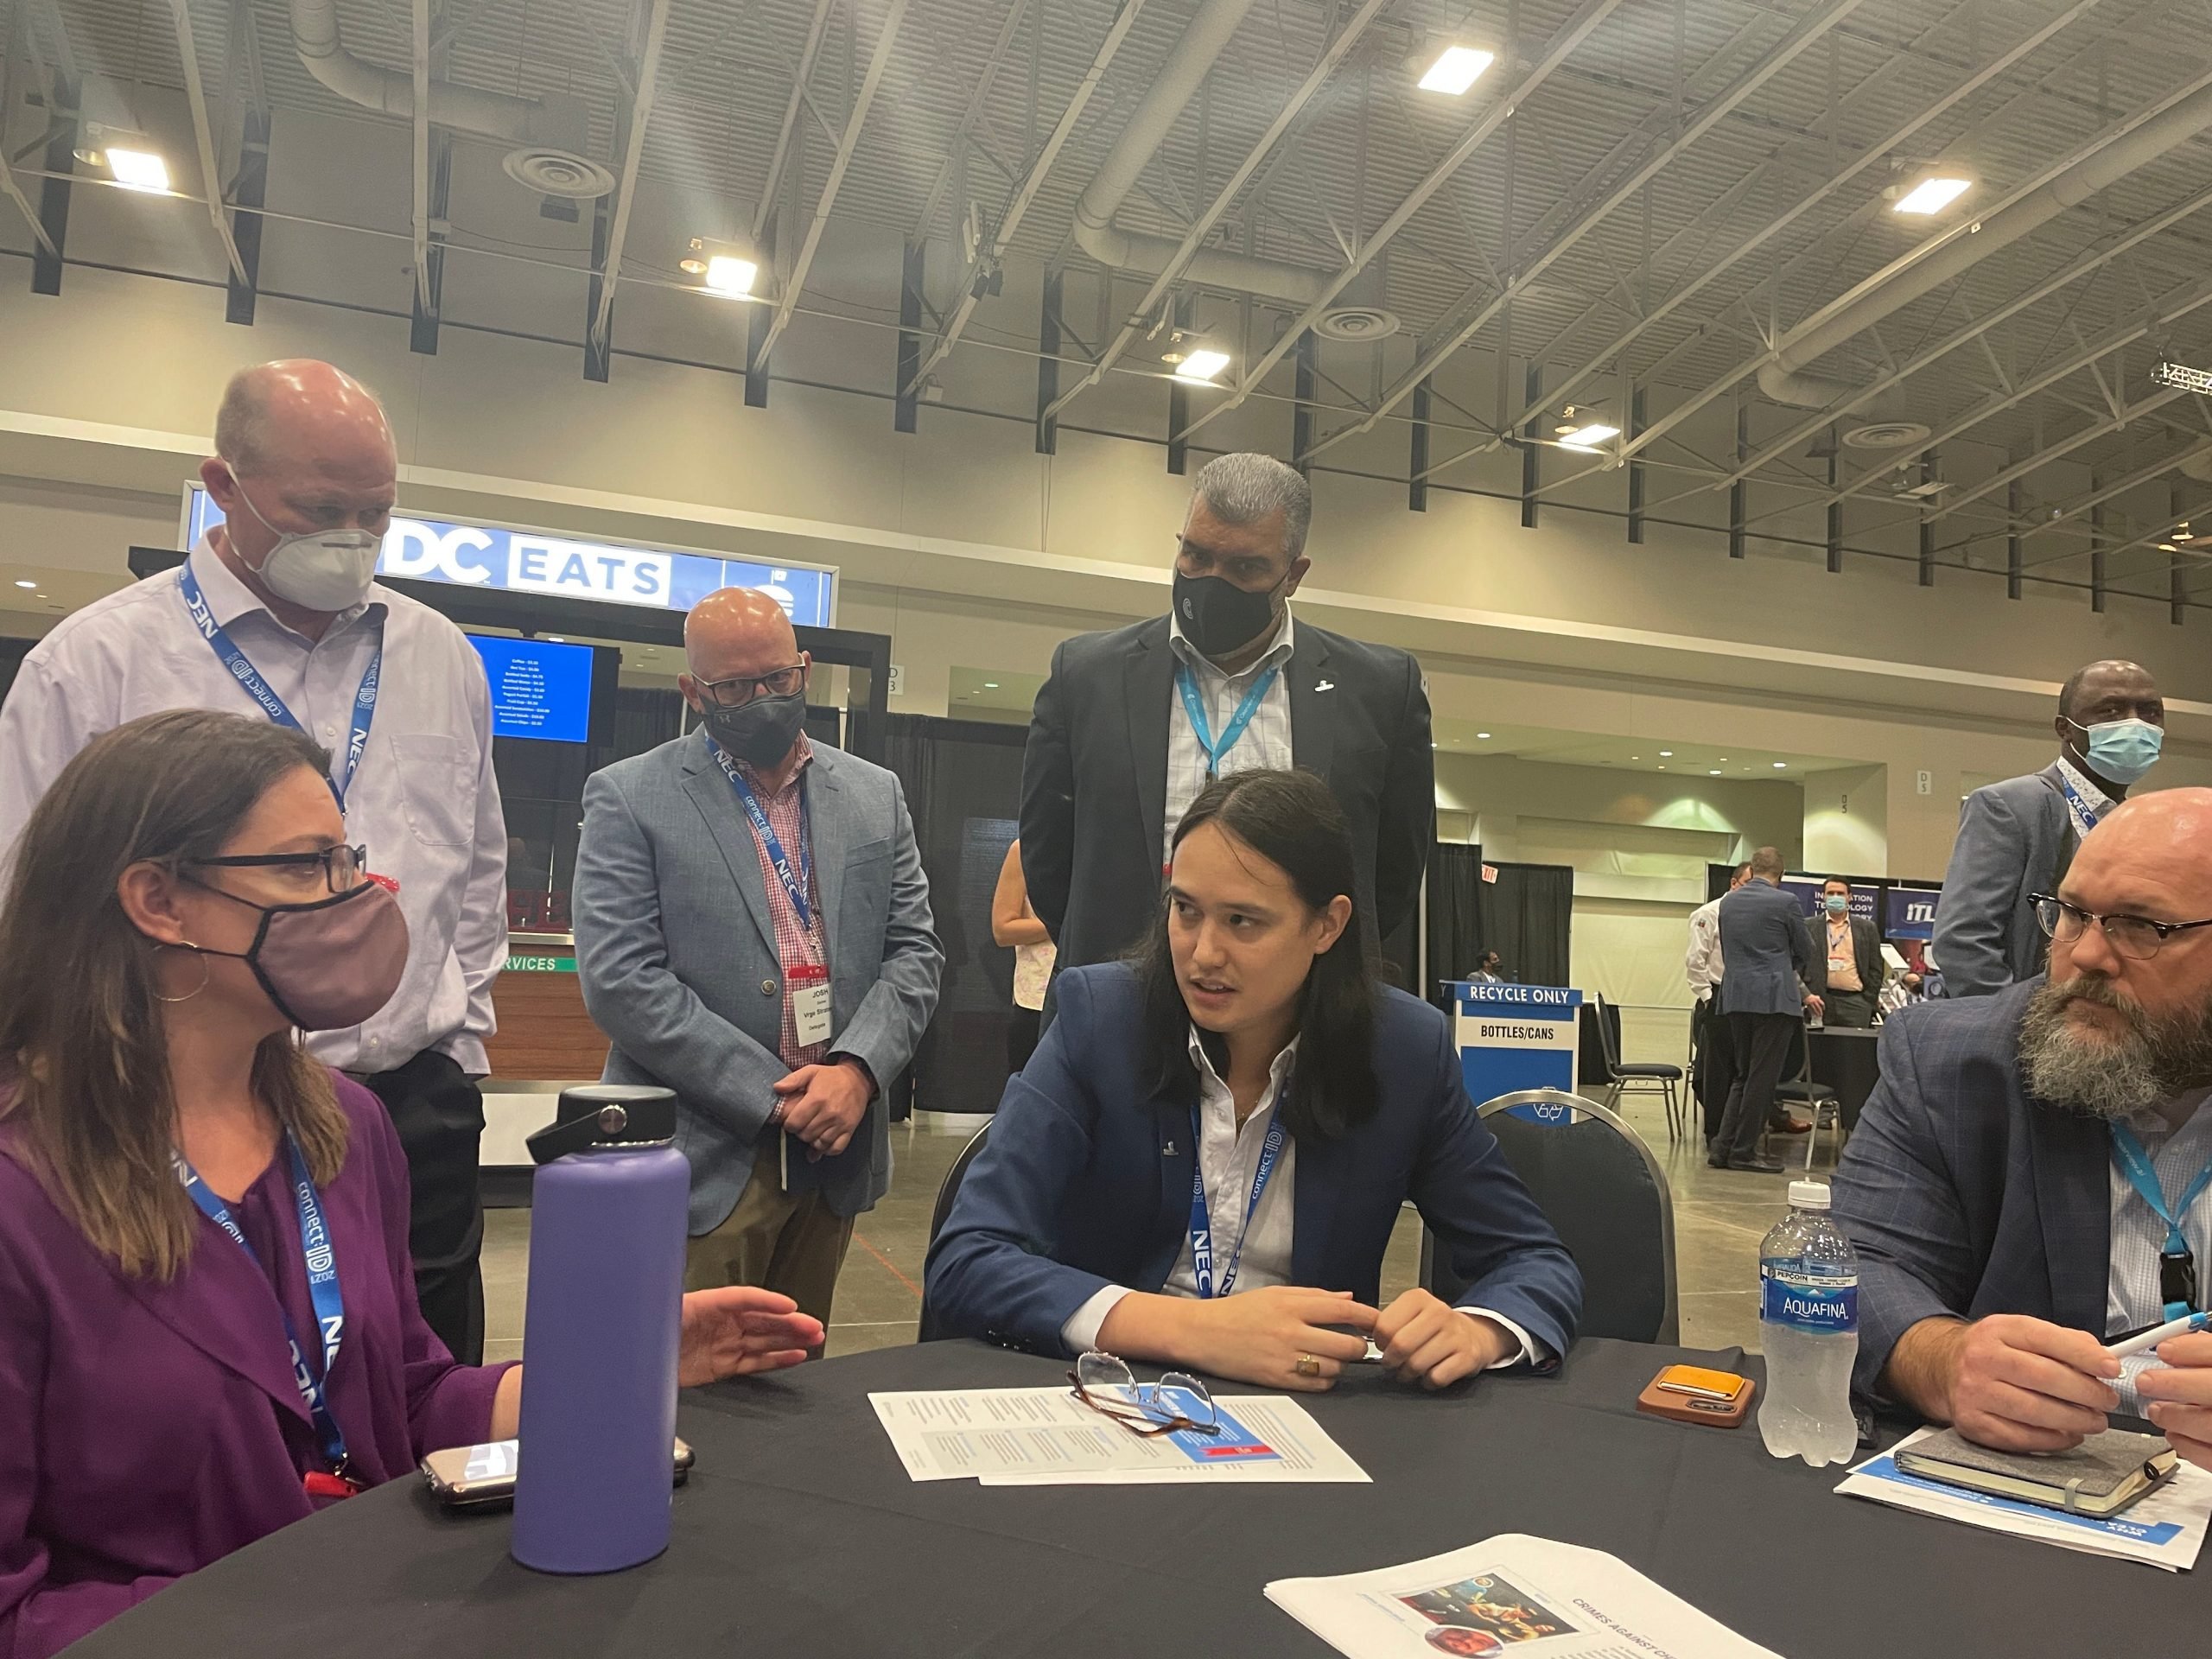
top-left (512, 1084), bottom-right (690, 1574)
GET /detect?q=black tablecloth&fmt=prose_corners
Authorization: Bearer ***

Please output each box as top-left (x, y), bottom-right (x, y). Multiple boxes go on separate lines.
top-left (1808, 1027), bottom-right (1881, 1132)
top-left (73, 1339), bottom-right (2209, 1658)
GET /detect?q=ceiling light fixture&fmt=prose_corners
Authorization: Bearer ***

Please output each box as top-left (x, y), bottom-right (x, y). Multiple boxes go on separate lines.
top-left (1476, 732), bottom-right (1491, 740)
top-left (682, 237), bottom-right (761, 298)
top-left (12, 580), bottom-right (34, 589)
top-left (982, 682), bottom-right (999, 689)
top-left (1417, 44), bottom-right (1496, 95)
top-left (1773, 762), bottom-right (1788, 769)
top-left (1893, 175), bottom-right (1971, 216)
top-left (1557, 423), bottom-right (1621, 451)
top-left (1163, 331), bottom-right (1232, 384)
top-left (105, 147), bottom-right (171, 194)
top-left (1658, 750), bottom-right (1673, 757)
top-left (1709, 770), bottom-right (1723, 776)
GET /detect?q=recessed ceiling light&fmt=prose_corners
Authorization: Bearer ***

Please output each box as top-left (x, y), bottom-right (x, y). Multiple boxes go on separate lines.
top-left (1709, 769), bottom-right (1723, 776)
top-left (545, 635), bottom-right (566, 643)
top-left (982, 681), bottom-right (998, 689)
top-left (1476, 732), bottom-right (1491, 740)
top-left (1658, 750), bottom-right (1673, 757)
top-left (1773, 762), bottom-right (1788, 769)
top-left (1718, 758), bottom-right (1728, 763)
top-left (11, 580), bottom-right (34, 589)
top-left (1893, 176), bottom-right (1971, 216)
top-left (1656, 766), bottom-right (1667, 771)
top-left (105, 147), bottom-right (170, 193)
top-left (1417, 44), bottom-right (1496, 95)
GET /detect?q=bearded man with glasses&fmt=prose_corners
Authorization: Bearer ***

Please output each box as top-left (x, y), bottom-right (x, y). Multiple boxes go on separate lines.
top-left (1833, 789), bottom-right (2212, 1468)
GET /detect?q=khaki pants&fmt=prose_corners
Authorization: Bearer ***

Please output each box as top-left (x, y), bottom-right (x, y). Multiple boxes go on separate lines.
top-left (684, 1156), bottom-right (855, 1336)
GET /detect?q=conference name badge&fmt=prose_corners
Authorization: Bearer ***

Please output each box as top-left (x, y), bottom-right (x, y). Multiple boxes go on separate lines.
top-left (789, 963), bottom-right (832, 1046)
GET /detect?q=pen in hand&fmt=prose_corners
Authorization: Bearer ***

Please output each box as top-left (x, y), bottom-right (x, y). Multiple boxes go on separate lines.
top-left (2106, 1309), bottom-right (2212, 1361)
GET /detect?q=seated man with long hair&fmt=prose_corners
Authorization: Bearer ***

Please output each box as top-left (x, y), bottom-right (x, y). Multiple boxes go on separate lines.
top-left (926, 768), bottom-right (1580, 1390)
top-left (0, 711), bottom-right (823, 1658)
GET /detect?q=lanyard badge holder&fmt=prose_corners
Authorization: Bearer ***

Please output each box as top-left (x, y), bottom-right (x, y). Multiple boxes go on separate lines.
top-left (1175, 662), bottom-right (1281, 780)
top-left (708, 739), bottom-right (831, 1045)
top-left (2112, 1124), bottom-right (2212, 1321)
top-left (1186, 1084), bottom-right (1290, 1301)
top-left (174, 1135), bottom-right (359, 1497)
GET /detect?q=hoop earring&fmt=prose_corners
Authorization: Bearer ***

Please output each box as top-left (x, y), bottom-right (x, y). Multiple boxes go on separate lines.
top-left (153, 942), bottom-right (212, 1004)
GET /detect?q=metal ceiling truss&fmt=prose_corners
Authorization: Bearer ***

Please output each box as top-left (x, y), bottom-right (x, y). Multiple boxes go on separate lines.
top-left (584, 0), bottom-right (673, 380)
top-left (751, 0), bottom-right (836, 243)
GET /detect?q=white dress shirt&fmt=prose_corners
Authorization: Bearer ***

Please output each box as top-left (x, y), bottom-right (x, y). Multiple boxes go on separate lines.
top-left (2106, 1092), bottom-right (2212, 1408)
top-left (0, 537), bottom-right (509, 1075)
top-left (1059, 1031), bottom-right (1541, 1368)
top-left (1162, 607), bottom-right (1296, 864)
top-left (1686, 896), bottom-right (1726, 999)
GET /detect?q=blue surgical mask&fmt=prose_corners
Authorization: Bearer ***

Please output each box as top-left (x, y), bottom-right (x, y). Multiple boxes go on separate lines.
top-left (1824, 895), bottom-right (1849, 916)
top-left (2069, 716), bottom-right (2164, 785)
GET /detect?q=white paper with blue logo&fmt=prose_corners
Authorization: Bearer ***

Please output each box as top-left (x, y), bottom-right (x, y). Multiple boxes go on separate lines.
top-left (868, 1386), bottom-right (1367, 1485)
top-left (1835, 1426), bottom-right (2212, 1570)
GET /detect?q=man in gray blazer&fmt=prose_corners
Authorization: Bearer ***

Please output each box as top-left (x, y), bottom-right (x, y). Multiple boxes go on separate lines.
top-left (1712, 847), bottom-right (1821, 1173)
top-left (574, 588), bottom-right (942, 1329)
top-left (1833, 792), bottom-right (2212, 1467)
top-left (1803, 876), bottom-right (1886, 1027)
top-left (1935, 659), bottom-right (2165, 999)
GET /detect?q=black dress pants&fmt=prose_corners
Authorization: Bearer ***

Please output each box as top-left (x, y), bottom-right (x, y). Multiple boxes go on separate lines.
top-left (1691, 997), bottom-right (1738, 1141)
top-left (363, 1049), bottom-right (486, 1364)
top-left (1717, 1012), bottom-right (1796, 1164)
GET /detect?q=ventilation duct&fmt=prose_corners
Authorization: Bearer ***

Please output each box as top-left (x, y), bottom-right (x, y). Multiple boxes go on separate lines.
top-left (289, 0), bottom-right (612, 196)
top-left (1759, 79), bottom-right (2212, 409)
top-left (1069, 0), bottom-right (1329, 305)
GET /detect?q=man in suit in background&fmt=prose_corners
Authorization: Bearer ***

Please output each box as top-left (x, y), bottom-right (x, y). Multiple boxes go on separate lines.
top-left (1833, 791), bottom-right (2212, 1468)
top-left (1935, 659), bottom-right (2165, 998)
top-left (1021, 452), bottom-right (1433, 970)
top-left (1712, 847), bottom-right (1821, 1173)
top-left (1804, 875), bottom-right (1886, 1027)
top-left (574, 588), bottom-right (942, 1332)
top-left (1688, 861), bottom-right (1753, 1141)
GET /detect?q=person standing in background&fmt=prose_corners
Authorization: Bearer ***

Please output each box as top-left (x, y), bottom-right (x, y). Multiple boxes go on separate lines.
top-left (1803, 876), bottom-right (1886, 1027)
top-left (1711, 848), bottom-right (1821, 1173)
top-left (1935, 659), bottom-right (2165, 998)
top-left (573, 588), bottom-right (941, 1333)
top-left (0, 359), bottom-right (507, 1365)
top-left (1468, 950), bottom-right (1507, 983)
top-left (1686, 861), bottom-right (1752, 1142)
top-left (1021, 452), bottom-right (1433, 971)
top-left (990, 838), bottom-right (1054, 1073)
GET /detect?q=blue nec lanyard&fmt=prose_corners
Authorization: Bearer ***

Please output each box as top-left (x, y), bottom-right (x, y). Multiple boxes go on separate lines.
top-left (173, 1135), bottom-right (353, 1479)
top-left (1187, 1084), bottom-right (1290, 1300)
top-left (1175, 661), bottom-right (1281, 779)
top-left (2056, 770), bottom-right (2102, 841)
top-left (177, 559), bottom-right (381, 811)
top-left (2110, 1124), bottom-right (2212, 1319)
top-left (708, 735), bottom-right (814, 931)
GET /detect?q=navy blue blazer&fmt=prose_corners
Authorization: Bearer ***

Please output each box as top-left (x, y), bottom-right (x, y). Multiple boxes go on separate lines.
top-left (924, 963), bottom-right (1581, 1362)
top-left (1718, 878), bottom-right (1816, 1017)
top-left (1830, 979), bottom-right (2110, 1399)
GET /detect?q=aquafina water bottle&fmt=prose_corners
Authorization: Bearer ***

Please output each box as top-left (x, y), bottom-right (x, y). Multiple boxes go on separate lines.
top-left (1757, 1179), bottom-right (1859, 1466)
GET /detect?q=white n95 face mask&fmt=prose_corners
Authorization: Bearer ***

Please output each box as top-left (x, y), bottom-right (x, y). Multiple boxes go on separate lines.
top-left (223, 462), bottom-right (385, 612)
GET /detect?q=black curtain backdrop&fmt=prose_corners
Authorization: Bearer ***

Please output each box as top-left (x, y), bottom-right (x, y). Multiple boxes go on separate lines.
top-left (1425, 844), bottom-right (1574, 1004)
top-left (881, 714), bottom-right (1027, 1116)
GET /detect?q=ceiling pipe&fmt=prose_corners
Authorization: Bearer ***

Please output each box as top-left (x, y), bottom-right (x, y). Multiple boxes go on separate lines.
top-left (1068, 0), bottom-right (1328, 304)
top-left (289, 0), bottom-right (555, 143)
top-left (1759, 76), bottom-right (2212, 406)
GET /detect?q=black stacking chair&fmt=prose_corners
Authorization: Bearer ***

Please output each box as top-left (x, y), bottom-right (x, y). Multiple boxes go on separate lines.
top-left (915, 1123), bottom-right (991, 1342)
top-left (1594, 992), bottom-right (1688, 1143)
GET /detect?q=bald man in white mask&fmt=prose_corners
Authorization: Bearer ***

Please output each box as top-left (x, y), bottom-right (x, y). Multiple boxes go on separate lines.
top-left (0, 359), bottom-right (510, 1364)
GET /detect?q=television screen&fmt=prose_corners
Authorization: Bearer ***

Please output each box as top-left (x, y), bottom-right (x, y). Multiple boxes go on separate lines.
top-left (469, 635), bottom-right (597, 743)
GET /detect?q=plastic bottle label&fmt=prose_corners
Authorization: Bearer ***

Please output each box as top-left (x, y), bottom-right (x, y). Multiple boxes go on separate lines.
top-left (1761, 1262), bottom-right (1859, 1332)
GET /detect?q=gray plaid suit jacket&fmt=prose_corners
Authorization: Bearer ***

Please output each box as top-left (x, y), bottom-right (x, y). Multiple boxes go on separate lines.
top-left (1830, 978), bottom-right (2109, 1399)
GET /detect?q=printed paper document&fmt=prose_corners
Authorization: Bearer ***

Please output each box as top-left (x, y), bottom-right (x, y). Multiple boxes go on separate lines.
top-left (1836, 1425), bottom-right (2211, 1572)
top-left (868, 1386), bottom-right (1367, 1485)
top-left (1266, 1534), bottom-right (1782, 1659)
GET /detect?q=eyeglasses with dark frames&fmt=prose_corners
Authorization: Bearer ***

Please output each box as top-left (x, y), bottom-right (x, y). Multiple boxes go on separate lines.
top-left (1067, 1350), bottom-right (1220, 1438)
top-left (183, 843), bottom-right (368, 894)
top-left (2032, 893), bottom-right (2212, 961)
top-left (695, 664), bottom-right (807, 709)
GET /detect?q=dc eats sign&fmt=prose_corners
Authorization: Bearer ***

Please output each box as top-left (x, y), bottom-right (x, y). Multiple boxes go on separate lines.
top-left (183, 486), bottom-right (836, 626)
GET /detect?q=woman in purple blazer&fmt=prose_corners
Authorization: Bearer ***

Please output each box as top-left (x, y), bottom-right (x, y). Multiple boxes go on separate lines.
top-left (0, 711), bottom-right (823, 1659)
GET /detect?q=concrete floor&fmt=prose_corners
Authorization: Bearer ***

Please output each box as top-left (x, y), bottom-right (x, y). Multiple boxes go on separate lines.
top-left (480, 1088), bottom-right (1807, 1363)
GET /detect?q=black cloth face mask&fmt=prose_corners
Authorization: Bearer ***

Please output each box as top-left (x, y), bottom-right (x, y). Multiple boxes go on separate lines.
top-left (1172, 566), bottom-right (1289, 661)
top-left (705, 689), bottom-right (808, 769)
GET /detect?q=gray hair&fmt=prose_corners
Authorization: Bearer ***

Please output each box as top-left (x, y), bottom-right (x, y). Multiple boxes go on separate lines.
top-left (1191, 452), bottom-right (1313, 561)
top-left (2020, 976), bottom-right (2212, 1119)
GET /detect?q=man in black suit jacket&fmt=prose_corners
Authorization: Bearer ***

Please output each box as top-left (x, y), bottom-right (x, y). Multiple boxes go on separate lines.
top-left (1803, 875), bottom-right (1886, 1027)
top-left (1021, 453), bottom-right (1433, 970)
top-left (1832, 791), bottom-right (2212, 1468)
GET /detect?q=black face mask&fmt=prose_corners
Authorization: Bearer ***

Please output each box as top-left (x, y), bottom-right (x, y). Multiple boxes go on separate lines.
top-left (1172, 567), bottom-right (1287, 660)
top-left (703, 690), bottom-right (807, 768)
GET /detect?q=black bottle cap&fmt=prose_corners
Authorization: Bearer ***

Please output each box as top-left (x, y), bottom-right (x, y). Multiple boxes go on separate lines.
top-left (525, 1084), bottom-right (678, 1166)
